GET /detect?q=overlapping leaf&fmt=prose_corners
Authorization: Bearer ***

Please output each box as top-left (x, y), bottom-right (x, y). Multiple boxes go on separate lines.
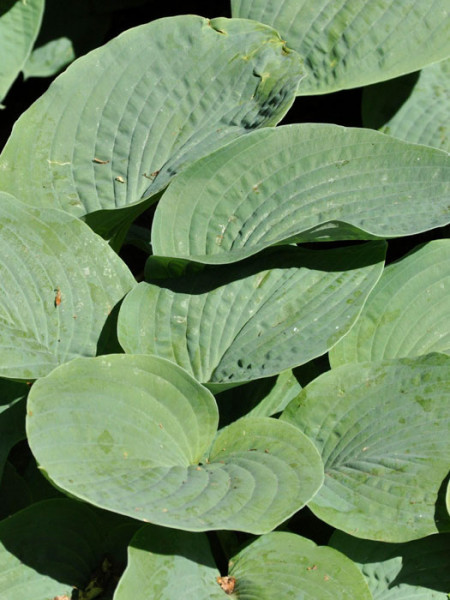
top-left (0, 15), bottom-right (303, 237)
top-left (330, 240), bottom-right (450, 366)
top-left (330, 530), bottom-right (450, 599)
top-left (363, 58), bottom-right (450, 152)
top-left (0, 192), bottom-right (135, 380)
top-left (152, 124), bottom-right (450, 265)
top-left (116, 527), bottom-right (372, 599)
top-left (27, 354), bottom-right (324, 533)
top-left (118, 243), bottom-right (385, 385)
top-left (232, 0), bottom-right (450, 94)
top-left (0, 498), bottom-right (139, 600)
top-left (281, 353), bottom-right (450, 542)
top-left (0, 0), bottom-right (44, 103)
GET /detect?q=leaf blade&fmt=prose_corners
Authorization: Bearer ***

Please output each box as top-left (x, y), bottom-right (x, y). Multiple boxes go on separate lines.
top-left (152, 124), bottom-right (450, 264)
top-left (232, 0), bottom-right (450, 94)
top-left (27, 354), bottom-right (324, 533)
top-left (118, 243), bottom-right (385, 385)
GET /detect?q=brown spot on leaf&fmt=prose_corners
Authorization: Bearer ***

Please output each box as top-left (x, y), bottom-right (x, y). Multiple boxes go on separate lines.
top-left (217, 575), bottom-right (236, 594)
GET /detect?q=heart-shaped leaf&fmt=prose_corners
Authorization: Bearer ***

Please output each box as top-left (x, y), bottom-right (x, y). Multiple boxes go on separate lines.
top-left (27, 354), bottom-right (324, 533)
top-left (152, 124), bottom-right (450, 264)
top-left (0, 192), bottom-right (135, 380)
top-left (231, 0), bottom-right (450, 94)
top-left (330, 530), bottom-right (450, 599)
top-left (0, 0), bottom-right (44, 102)
top-left (116, 527), bottom-right (372, 599)
top-left (0, 15), bottom-right (303, 237)
top-left (363, 58), bottom-right (450, 152)
top-left (281, 353), bottom-right (450, 542)
top-left (330, 240), bottom-right (450, 366)
top-left (118, 243), bottom-right (385, 386)
top-left (0, 498), bottom-right (139, 600)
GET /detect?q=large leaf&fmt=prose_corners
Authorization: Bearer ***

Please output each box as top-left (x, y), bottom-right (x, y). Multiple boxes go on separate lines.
top-left (281, 353), bottom-right (450, 542)
top-left (114, 526), bottom-right (225, 600)
top-left (330, 530), bottom-right (450, 599)
top-left (0, 498), bottom-right (139, 600)
top-left (118, 243), bottom-right (385, 386)
top-left (0, 15), bottom-right (303, 237)
top-left (116, 527), bottom-right (372, 599)
top-left (0, 0), bottom-right (44, 103)
top-left (0, 192), bottom-right (135, 380)
top-left (330, 240), bottom-right (450, 366)
top-left (23, 0), bottom-right (111, 79)
top-left (27, 354), bottom-right (324, 533)
top-left (151, 124), bottom-right (450, 265)
top-left (228, 531), bottom-right (372, 599)
top-left (0, 379), bottom-right (27, 477)
top-left (363, 58), bottom-right (450, 152)
top-left (231, 0), bottom-right (450, 94)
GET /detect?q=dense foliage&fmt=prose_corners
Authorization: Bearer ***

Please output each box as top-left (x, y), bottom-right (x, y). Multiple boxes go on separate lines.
top-left (0, 1), bottom-right (449, 598)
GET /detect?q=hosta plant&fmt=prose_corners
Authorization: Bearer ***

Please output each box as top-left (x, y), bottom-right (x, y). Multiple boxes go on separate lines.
top-left (0, 1), bottom-right (449, 598)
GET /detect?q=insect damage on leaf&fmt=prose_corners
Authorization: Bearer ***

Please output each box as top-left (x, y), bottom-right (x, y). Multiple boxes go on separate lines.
top-left (217, 575), bottom-right (236, 594)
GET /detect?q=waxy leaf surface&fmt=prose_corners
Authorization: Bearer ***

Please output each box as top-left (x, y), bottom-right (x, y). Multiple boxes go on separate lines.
top-left (282, 353), bottom-right (450, 542)
top-left (232, 0), bottom-right (450, 94)
top-left (0, 193), bottom-right (135, 379)
top-left (0, 15), bottom-right (303, 233)
top-left (331, 530), bottom-right (450, 599)
top-left (27, 354), bottom-right (324, 533)
top-left (152, 124), bottom-right (450, 264)
top-left (331, 240), bottom-right (450, 366)
top-left (118, 243), bottom-right (385, 385)
top-left (228, 531), bottom-right (372, 599)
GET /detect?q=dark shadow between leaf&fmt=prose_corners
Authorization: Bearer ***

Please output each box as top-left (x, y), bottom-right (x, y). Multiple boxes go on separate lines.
top-left (96, 298), bottom-right (127, 357)
top-left (146, 241), bottom-right (386, 295)
top-left (434, 470), bottom-right (450, 534)
top-left (362, 71), bottom-right (421, 130)
top-left (0, 498), bottom-right (139, 594)
top-left (0, 0), bottom-right (15, 18)
top-left (129, 523), bottom-right (219, 570)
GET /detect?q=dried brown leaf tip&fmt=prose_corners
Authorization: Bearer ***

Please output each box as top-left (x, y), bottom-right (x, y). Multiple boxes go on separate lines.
top-left (217, 575), bottom-right (236, 594)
